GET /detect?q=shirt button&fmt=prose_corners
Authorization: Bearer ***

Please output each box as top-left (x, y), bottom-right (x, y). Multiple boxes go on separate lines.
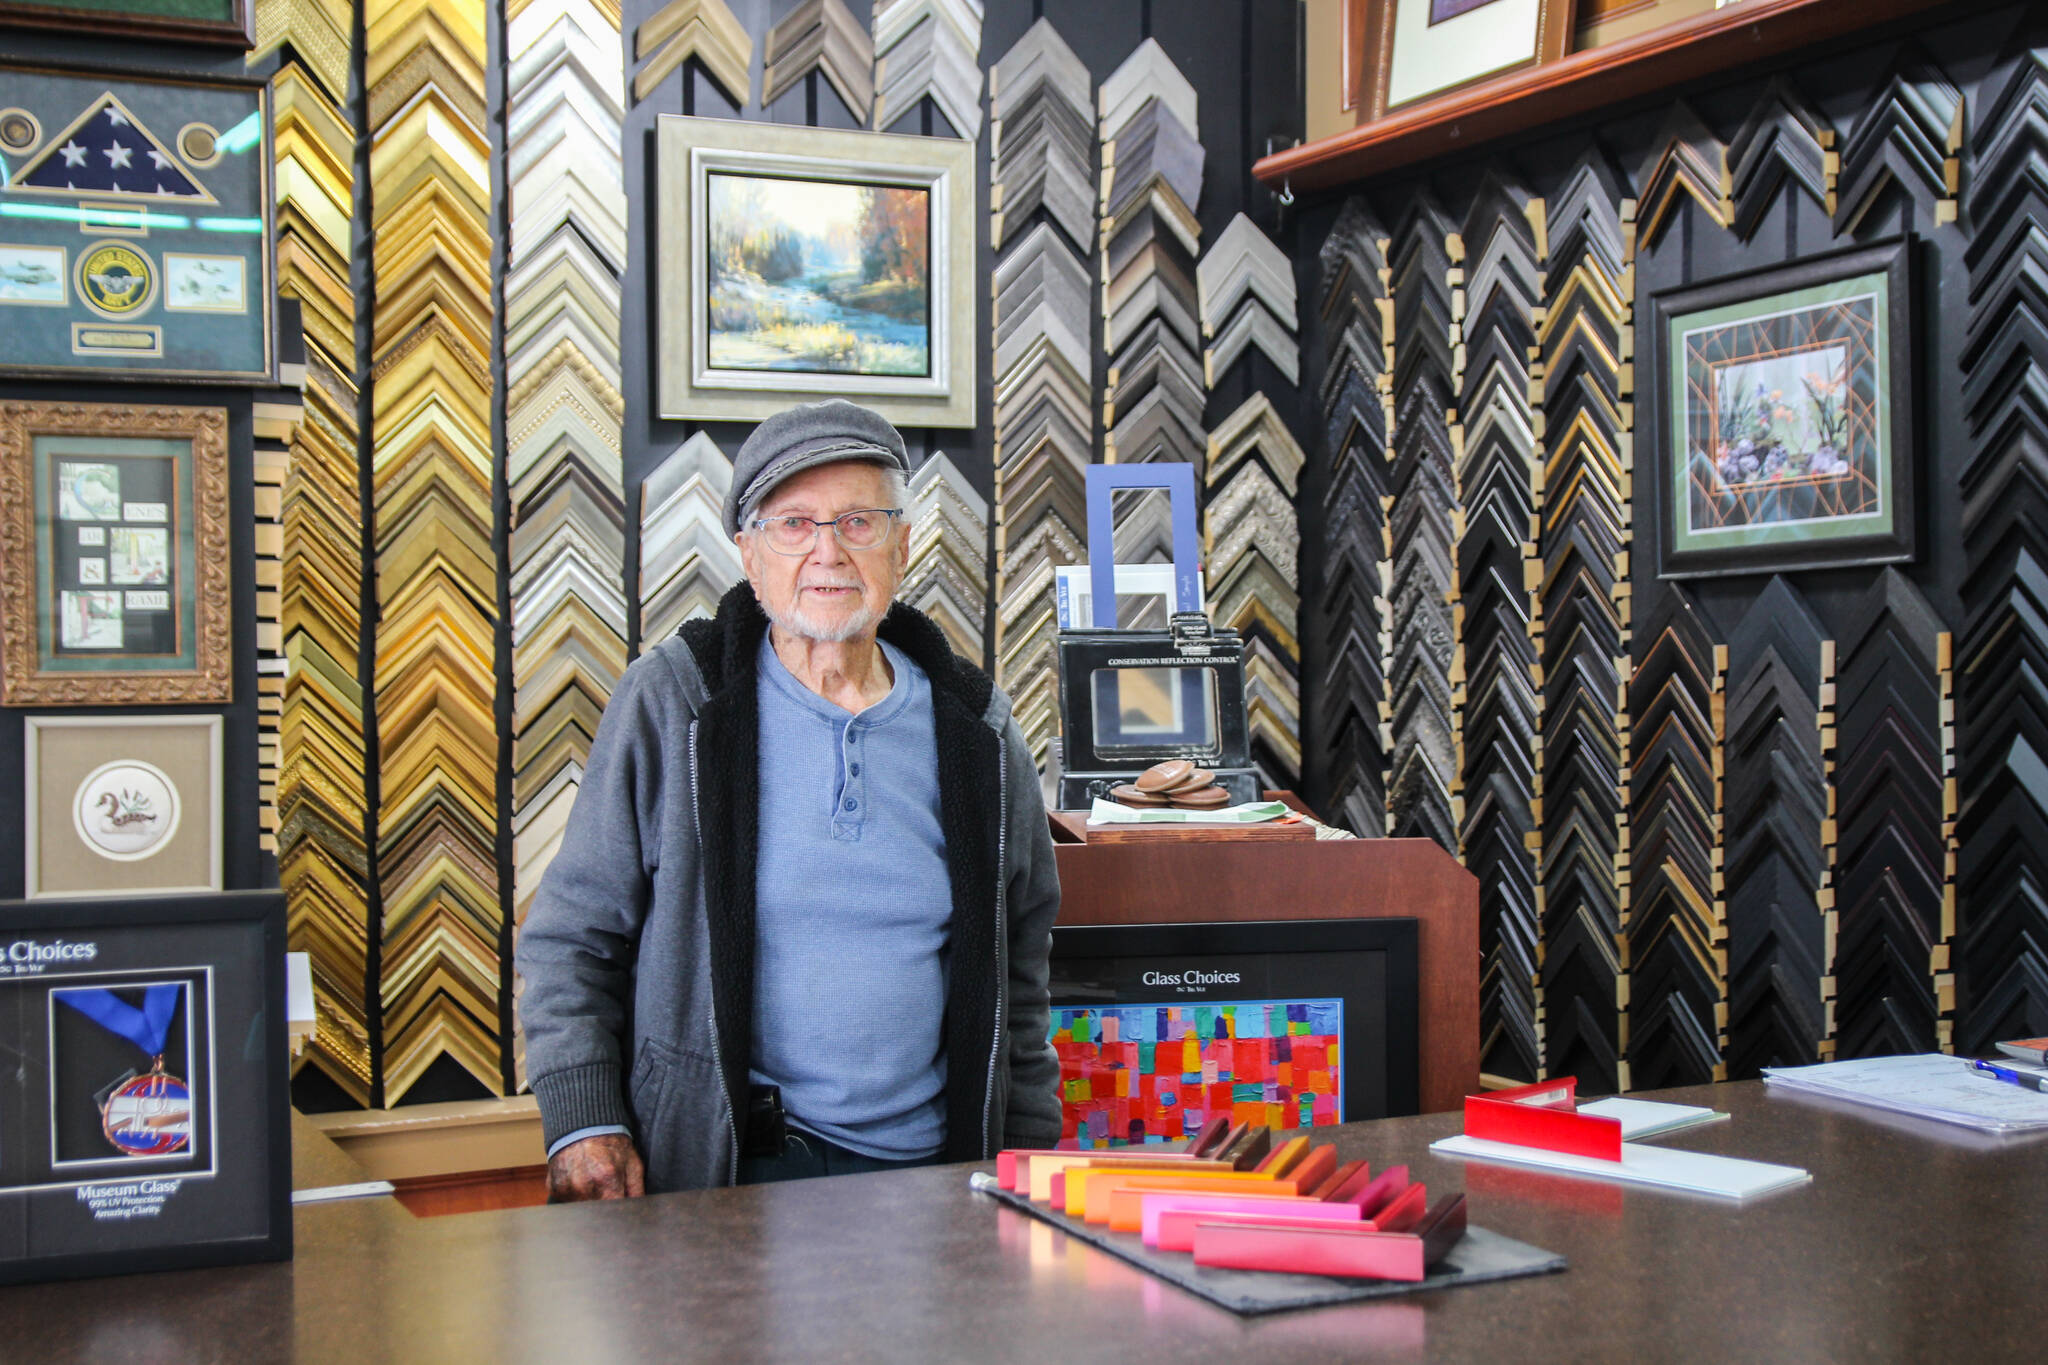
top-left (844, 798), bottom-right (857, 811)
top-left (849, 763), bottom-right (861, 776)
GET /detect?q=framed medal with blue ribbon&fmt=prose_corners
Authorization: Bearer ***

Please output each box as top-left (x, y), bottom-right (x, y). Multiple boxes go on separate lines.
top-left (0, 890), bottom-right (287, 1285)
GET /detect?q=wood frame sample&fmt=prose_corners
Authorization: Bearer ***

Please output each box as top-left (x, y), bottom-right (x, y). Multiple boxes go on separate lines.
top-left (0, 0), bottom-right (253, 48)
top-left (1353, 0), bottom-right (1576, 123)
top-left (0, 400), bottom-right (232, 705)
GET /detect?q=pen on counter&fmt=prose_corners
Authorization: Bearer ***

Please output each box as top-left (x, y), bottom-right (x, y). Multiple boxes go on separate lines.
top-left (1970, 1059), bottom-right (2048, 1093)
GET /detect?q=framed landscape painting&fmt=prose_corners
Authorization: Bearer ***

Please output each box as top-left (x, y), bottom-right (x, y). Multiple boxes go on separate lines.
top-left (1648, 239), bottom-right (1915, 578)
top-left (657, 116), bottom-right (976, 428)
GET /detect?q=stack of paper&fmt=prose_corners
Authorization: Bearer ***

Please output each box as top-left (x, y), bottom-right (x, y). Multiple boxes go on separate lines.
top-left (1762, 1054), bottom-right (2048, 1134)
top-left (1428, 1135), bottom-right (1809, 1200)
top-left (1576, 1097), bottom-right (1730, 1141)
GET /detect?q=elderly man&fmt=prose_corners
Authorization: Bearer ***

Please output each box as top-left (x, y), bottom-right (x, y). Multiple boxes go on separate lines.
top-left (518, 400), bottom-right (1063, 1198)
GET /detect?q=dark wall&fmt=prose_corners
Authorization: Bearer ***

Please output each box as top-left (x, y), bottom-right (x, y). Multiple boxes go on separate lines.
top-left (1292, 0), bottom-right (2040, 1090)
top-left (618, 0), bottom-right (1306, 666)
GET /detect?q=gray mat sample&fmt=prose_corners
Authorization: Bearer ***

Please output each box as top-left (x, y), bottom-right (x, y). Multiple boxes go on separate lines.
top-left (975, 1176), bottom-right (1567, 1316)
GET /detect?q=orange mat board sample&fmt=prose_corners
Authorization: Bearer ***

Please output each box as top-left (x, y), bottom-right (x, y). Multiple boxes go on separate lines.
top-left (1082, 1171), bottom-right (1303, 1224)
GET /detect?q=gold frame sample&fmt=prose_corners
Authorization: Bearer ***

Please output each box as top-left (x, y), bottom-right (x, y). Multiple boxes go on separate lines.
top-left (23, 713), bottom-right (225, 899)
top-left (656, 114), bottom-right (978, 428)
top-left (0, 400), bottom-right (233, 705)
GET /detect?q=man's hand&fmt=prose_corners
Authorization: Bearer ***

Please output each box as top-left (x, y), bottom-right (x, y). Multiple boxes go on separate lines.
top-left (547, 1132), bottom-right (645, 1203)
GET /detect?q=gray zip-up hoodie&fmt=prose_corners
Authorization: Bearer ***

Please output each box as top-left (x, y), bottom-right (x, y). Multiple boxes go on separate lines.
top-left (517, 584), bottom-right (1064, 1191)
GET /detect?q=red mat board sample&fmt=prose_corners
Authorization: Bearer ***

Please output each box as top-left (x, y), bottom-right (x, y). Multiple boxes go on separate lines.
top-left (1049, 999), bottom-right (1343, 1146)
top-left (1464, 1077), bottom-right (1624, 1160)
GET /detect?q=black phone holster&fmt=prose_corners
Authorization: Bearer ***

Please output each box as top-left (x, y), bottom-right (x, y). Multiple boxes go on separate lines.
top-left (742, 1083), bottom-right (787, 1158)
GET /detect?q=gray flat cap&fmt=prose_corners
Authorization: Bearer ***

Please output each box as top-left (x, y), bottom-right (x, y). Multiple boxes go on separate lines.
top-left (723, 400), bottom-right (912, 537)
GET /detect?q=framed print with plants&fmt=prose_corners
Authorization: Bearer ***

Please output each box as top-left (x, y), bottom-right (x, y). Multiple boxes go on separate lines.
top-left (23, 714), bottom-right (223, 899)
top-left (1647, 238), bottom-right (1915, 579)
top-left (0, 401), bottom-right (233, 705)
top-left (1353, 0), bottom-right (1576, 123)
top-left (656, 114), bottom-right (977, 427)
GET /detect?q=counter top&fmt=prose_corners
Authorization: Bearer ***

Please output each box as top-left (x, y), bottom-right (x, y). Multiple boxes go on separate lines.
top-left (3, 1080), bottom-right (2042, 1362)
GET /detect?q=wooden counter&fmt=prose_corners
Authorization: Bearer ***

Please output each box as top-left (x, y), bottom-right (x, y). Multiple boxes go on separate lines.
top-left (1054, 828), bottom-right (1480, 1113)
top-left (0, 1081), bottom-right (2040, 1361)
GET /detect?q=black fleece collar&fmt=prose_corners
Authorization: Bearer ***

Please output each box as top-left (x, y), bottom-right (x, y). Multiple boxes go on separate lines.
top-left (680, 583), bottom-right (1005, 1167)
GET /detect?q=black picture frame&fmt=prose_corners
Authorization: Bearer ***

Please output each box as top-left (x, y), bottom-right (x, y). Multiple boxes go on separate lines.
top-left (1646, 236), bottom-right (1916, 579)
top-left (1046, 918), bottom-right (1421, 1145)
top-left (0, 890), bottom-right (290, 1286)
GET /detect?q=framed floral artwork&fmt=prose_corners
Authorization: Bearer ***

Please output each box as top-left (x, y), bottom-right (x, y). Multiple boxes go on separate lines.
top-left (1647, 238), bottom-right (1915, 578)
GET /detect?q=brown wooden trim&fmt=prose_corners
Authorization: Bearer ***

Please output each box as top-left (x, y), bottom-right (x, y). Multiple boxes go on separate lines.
top-left (1258, 0), bottom-right (1965, 191)
top-left (390, 1165), bottom-right (549, 1219)
top-left (1053, 835), bottom-right (1480, 1114)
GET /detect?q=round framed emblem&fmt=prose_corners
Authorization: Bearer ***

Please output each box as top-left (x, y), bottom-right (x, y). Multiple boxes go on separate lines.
top-left (0, 108), bottom-right (38, 155)
top-left (72, 759), bottom-right (181, 861)
top-left (102, 1066), bottom-right (192, 1157)
top-left (177, 122), bottom-right (220, 168)
top-left (76, 241), bottom-right (156, 318)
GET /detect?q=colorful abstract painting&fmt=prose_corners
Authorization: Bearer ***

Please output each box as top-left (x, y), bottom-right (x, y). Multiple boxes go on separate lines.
top-left (1049, 999), bottom-right (1343, 1148)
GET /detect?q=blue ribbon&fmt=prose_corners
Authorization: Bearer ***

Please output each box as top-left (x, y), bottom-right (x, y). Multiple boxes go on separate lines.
top-left (56, 985), bottom-right (180, 1058)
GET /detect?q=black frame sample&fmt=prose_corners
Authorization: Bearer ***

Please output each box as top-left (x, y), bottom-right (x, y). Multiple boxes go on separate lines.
top-left (0, 889), bottom-right (288, 1285)
top-left (1047, 918), bottom-right (1421, 1125)
top-left (1645, 235), bottom-right (1917, 579)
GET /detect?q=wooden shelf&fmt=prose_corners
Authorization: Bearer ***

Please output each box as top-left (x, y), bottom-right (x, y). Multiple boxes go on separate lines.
top-left (1253, 0), bottom-right (1967, 193)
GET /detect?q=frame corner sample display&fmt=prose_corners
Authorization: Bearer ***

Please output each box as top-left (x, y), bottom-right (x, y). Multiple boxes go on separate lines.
top-left (0, 63), bottom-right (273, 382)
top-left (1047, 919), bottom-right (1420, 1148)
top-left (0, 891), bottom-right (290, 1286)
top-left (656, 115), bottom-right (977, 428)
top-left (1356, 0), bottom-right (1576, 123)
top-left (0, 399), bottom-right (233, 707)
top-left (1649, 237), bottom-right (1916, 579)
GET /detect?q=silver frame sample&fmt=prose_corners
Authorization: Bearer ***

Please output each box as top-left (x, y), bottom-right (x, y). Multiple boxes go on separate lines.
top-left (656, 114), bottom-right (977, 428)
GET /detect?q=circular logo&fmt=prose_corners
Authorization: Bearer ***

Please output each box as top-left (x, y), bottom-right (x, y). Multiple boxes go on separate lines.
top-left (77, 242), bottom-right (155, 318)
top-left (103, 1070), bottom-right (192, 1157)
top-left (177, 122), bottom-right (219, 167)
top-left (0, 108), bottom-right (38, 155)
top-left (73, 759), bottom-right (181, 861)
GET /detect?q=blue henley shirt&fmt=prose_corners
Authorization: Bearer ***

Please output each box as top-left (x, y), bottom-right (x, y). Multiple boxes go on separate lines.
top-left (746, 635), bottom-right (953, 1159)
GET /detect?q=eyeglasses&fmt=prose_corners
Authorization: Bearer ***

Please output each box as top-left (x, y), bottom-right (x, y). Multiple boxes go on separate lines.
top-left (748, 508), bottom-right (903, 555)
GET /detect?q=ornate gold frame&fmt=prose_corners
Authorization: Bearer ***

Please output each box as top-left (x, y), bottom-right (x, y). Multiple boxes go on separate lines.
top-left (0, 400), bottom-right (232, 705)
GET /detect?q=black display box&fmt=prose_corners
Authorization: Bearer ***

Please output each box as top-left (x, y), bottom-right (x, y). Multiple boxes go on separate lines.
top-left (0, 891), bottom-right (290, 1285)
top-left (1046, 918), bottom-right (1421, 1146)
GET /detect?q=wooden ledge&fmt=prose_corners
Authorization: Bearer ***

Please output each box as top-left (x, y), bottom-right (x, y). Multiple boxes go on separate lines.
top-left (1254, 0), bottom-right (1967, 192)
top-left (305, 1095), bottom-right (545, 1182)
